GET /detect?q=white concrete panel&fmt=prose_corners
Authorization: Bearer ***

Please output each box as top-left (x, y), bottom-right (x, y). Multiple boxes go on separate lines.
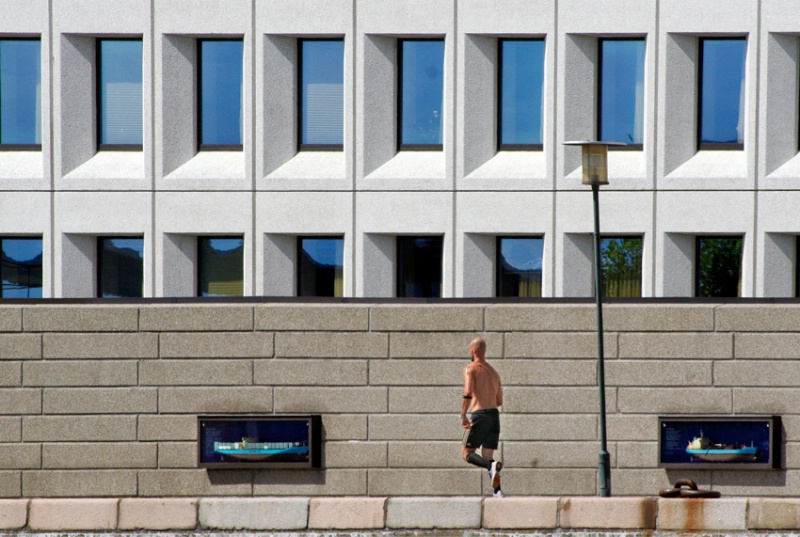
top-left (659, 0), bottom-right (758, 34)
top-left (55, 35), bottom-right (96, 178)
top-left (156, 35), bottom-right (196, 178)
top-left (460, 233), bottom-right (494, 297)
top-left (658, 233), bottom-right (694, 297)
top-left (356, 192), bottom-right (451, 234)
top-left (155, 0), bottom-right (250, 35)
top-left (763, 0), bottom-right (800, 33)
top-left (460, 35), bottom-right (496, 178)
top-left (262, 234), bottom-right (296, 297)
top-left (456, 192), bottom-right (552, 233)
top-left (459, 0), bottom-right (553, 35)
top-left (358, 0), bottom-right (452, 35)
top-left (155, 192), bottom-right (251, 233)
top-left (559, 0), bottom-right (655, 33)
top-left (255, 191), bottom-right (353, 233)
top-left (53, 0), bottom-right (149, 33)
top-left (760, 233), bottom-right (795, 298)
top-left (59, 233), bottom-right (96, 298)
top-left (760, 33), bottom-right (799, 181)
top-left (61, 153), bottom-right (147, 191)
top-left (55, 191), bottom-right (151, 233)
top-left (559, 35), bottom-right (595, 179)
top-left (0, 0), bottom-right (48, 32)
top-left (260, 35), bottom-right (298, 178)
top-left (257, 0), bottom-right (351, 34)
top-left (656, 191), bottom-right (754, 233)
top-left (359, 233), bottom-right (394, 297)
top-left (161, 233), bottom-right (196, 297)
top-left (357, 35), bottom-right (397, 179)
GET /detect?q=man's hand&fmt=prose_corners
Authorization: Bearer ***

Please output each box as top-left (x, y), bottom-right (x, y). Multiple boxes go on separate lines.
top-left (461, 416), bottom-right (471, 429)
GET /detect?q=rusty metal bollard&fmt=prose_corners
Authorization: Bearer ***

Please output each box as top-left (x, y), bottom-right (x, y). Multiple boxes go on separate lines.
top-left (658, 478), bottom-right (721, 498)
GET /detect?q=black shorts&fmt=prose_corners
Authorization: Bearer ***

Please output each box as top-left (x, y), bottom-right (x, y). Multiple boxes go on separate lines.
top-left (462, 408), bottom-right (500, 450)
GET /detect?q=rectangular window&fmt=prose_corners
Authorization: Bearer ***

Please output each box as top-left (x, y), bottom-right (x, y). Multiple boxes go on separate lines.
top-left (199, 39), bottom-right (243, 149)
top-left (399, 39), bottom-right (444, 150)
top-left (198, 236), bottom-right (244, 297)
top-left (298, 237), bottom-right (344, 297)
top-left (1, 237), bottom-right (42, 298)
top-left (699, 38), bottom-right (746, 149)
top-left (397, 236), bottom-right (443, 297)
top-left (600, 236), bottom-right (643, 298)
top-left (97, 39), bottom-right (143, 149)
top-left (300, 39), bottom-right (344, 150)
top-left (695, 236), bottom-right (743, 297)
top-left (97, 237), bottom-right (144, 298)
top-left (0, 39), bottom-right (41, 149)
top-left (498, 39), bottom-right (544, 149)
top-left (598, 38), bottom-right (645, 147)
top-left (496, 237), bottom-right (543, 297)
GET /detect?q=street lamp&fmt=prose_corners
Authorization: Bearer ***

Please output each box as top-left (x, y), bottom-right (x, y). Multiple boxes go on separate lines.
top-left (563, 140), bottom-right (625, 497)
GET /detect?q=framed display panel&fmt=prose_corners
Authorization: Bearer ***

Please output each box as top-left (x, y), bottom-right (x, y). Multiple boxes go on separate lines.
top-left (198, 415), bottom-right (322, 469)
top-left (659, 416), bottom-right (781, 470)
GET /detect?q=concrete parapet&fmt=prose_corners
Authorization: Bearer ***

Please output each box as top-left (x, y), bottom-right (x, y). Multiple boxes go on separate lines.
top-left (255, 305), bottom-right (369, 331)
top-left (0, 499), bottom-right (28, 530)
top-left (749, 498), bottom-right (800, 529)
top-left (0, 308), bottom-right (22, 333)
top-left (370, 306), bottom-right (483, 332)
top-left (23, 307), bottom-right (138, 332)
top-left (118, 498), bottom-right (198, 530)
top-left (138, 306), bottom-right (253, 332)
top-left (0, 334), bottom-right (40, 359)
top-left (198, 497), bottom-right (309, 530)
top-left (42, 333), bottom-right (157, 359)
top-left (308, 497), bottom-right (386, 529)
top-left (160, 332), bottom-right (273, 358)
top-left (483, 496), bottom-right (558, 529)
top-left (28, 498), bottom-right (117, 531)
top-left (386, 497), bottom-right (482, 528)
top-left (560, 496), bottom-right (657, 529)
top-left (657, 498), bottom-right (748, 531)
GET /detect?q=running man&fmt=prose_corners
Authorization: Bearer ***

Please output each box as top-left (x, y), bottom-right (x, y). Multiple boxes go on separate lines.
top-left (460, 337), bottom-right (504, 498)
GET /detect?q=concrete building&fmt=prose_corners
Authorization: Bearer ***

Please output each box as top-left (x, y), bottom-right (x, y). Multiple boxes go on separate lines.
top-left (1, 0), bottom-right (799, 299)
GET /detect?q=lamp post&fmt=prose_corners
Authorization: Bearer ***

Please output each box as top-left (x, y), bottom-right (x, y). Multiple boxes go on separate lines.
top-left (563, 141), bottom-right (625, 497)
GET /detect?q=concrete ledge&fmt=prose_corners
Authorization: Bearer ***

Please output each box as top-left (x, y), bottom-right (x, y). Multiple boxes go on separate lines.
top-left (0, 499), bottom-right (28, 530)
top-left (560, 497), bottom-right (657, 529)
top-left (748, 498), bottom-right (800, 529)
top-left (386, 497), bottom-right (482, 529)
top-left (118, 498), bottom-right (198, 530)
top-left (308, 497), bottom-right (386, 529)
top-left (198, 497), bottom-right (309, 530)
top-left (483, 497), bottom-right (558, 529)
top-left (657, 498), bottom-right (748, 531)
top-left (28, 498), bottom-right (117, 531)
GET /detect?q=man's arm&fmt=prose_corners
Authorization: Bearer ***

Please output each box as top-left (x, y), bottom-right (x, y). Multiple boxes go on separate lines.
top-left (461, 366), bottom-right (474, 428)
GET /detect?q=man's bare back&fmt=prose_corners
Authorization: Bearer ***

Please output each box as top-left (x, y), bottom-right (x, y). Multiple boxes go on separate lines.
top-left (463, 361), bottom-right (502, 412)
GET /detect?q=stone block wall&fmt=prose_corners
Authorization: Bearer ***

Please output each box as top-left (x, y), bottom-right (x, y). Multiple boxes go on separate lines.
top-left (0, 301), bottom-right (798, 498)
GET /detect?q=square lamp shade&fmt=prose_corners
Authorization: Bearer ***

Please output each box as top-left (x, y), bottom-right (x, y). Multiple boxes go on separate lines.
top-left (563, 141), bottom-right (626, 186)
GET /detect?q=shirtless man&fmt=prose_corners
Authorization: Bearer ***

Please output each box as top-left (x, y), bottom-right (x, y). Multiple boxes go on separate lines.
top-left (461, 337), bottom-right (504, 498)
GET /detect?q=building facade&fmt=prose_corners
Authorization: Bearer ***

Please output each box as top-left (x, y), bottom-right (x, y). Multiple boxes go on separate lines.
top-left (1, 0), bottom-right (798, 299)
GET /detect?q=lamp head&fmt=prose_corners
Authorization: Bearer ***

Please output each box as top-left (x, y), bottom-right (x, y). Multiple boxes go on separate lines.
top-left (563, 141), bottom-right (626, 186)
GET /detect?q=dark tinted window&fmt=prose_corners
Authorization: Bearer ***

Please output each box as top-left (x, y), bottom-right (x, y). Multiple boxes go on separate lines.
top-left (298, 237), bottom-right (344, 297)
top-left (198, 237), bottom-right (244, 297)
top-left (98, 39), bottom-right (143, 147)
top-left (599, 39), bottom-right (644, 146)
top-left (399, 40), bottom-right (444, 148)
top-left (300, 40), bottom-right (344, 147)
top-left (496, 237), bottom-right (543, 297)
top-left (199, 40), bottom-right (243, 147)
top-left (397, 236), bottom-right (443, 297)
top-left (499, 39), bottom-right (544, 147)
top-left (695, 236), bottom-right (743, 297)
top-left (0, 39), bottom-right (41, 146)
top-left (1, 237), bottom-right (42, 298)
top-left (98, 237), bottom-right (144, 298)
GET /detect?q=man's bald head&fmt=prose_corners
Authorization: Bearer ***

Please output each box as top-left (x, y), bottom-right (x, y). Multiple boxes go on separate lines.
top-left (469, 337), bottom-right (486, 361)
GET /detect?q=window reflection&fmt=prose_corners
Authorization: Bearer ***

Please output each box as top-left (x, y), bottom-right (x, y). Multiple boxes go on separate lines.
top-left (499, 39), bottom-right (544, 148)
top-left (699, 38), bottom-right (746, 147)
top-left (98, 39), bottom-right (143, 147)
top-left (298, 237), bottom-right (344, 297)
top-left (397, 236), bottom-right (443, 297)
top-left (198, 237), bottom-right (244, 297)
top-left (1, 237), bottom-right (43, 299)
top-left (98, 237), bottom-right (144, 298)
top-left (599, 39), bottom-right (645, 146)
top-left (400, 40), bottom-right (444, 148)
top-left (695, 236), bottom-right (743, 297)
top-left (600, 236), bottom-right (643, 298)
top-left (0, 39), bottom-right (41, 146)
top-left (497, 237), bottom-right (543, 297)
top-left (300, 40), bottom-right (344, 147)
top-left (199, 40), bottom-right (243, 147)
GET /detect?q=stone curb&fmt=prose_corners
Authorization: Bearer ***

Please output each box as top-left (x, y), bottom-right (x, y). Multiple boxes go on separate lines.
top-left (0, 495), bottom-right (761, 531)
